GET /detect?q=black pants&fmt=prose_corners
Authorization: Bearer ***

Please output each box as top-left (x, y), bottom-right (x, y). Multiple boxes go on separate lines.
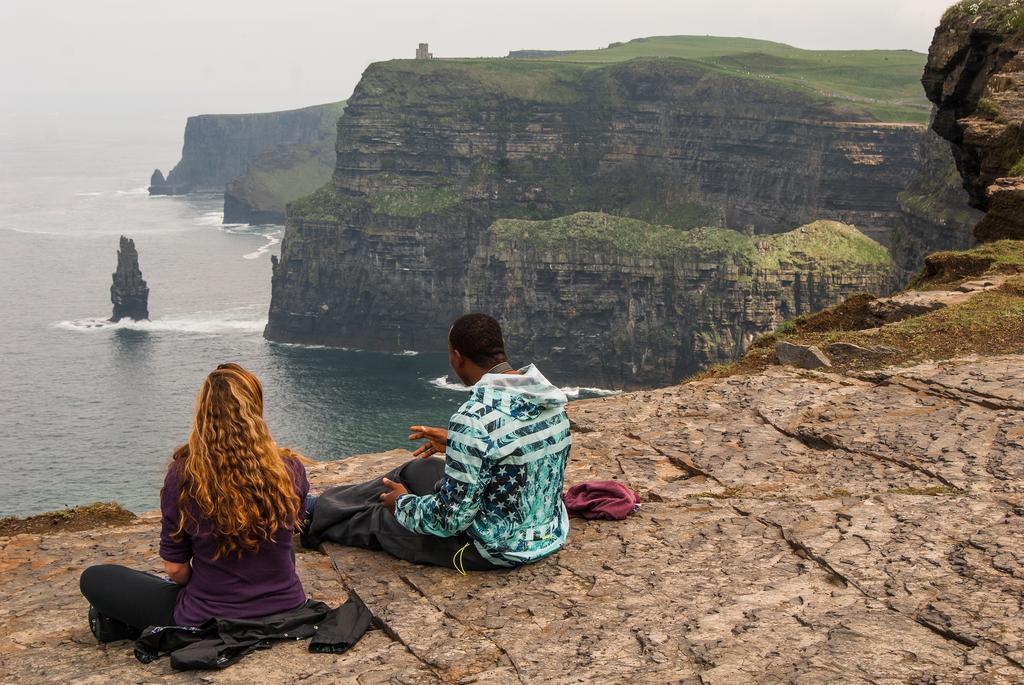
top-left (302, 457), bottom-right (500, 572)
top-left (80, 564), bottom-right (182, 632)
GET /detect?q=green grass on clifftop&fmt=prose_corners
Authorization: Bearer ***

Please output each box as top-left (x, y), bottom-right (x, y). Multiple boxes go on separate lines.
top-left (514, 35), bottom-right (931, 122)
top-left (943, 0), bottom-right (1024, 33)
top-left (489, 212), bottom-right (892, 269)
top-left (380, 35), bottom-right (930, 123)
top-left (911, 239), bottom-right (1024, 288)
top-left (752, 221), bottom-right (892, 270)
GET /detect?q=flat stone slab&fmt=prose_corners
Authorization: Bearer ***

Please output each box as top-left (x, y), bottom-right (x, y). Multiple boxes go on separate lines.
top-left (0, 512), bottom-right (439, 684)
top-left (319, 356), bottom-right (1024, 683)
top-left (2, 356), bottom-right (1023, 683)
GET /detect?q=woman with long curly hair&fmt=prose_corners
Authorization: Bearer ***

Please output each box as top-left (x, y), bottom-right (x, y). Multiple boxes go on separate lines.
top-left (79, 363), bottom-right (311, 640)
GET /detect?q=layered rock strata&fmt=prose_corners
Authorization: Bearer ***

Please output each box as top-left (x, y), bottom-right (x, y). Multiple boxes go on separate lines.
top-left (267, 57), bottom-right (917, 384)
top-left (325, 59), bottom-right (924, 242)
top-left (109, 236), bottom-right (148, 322)
top-left (469, 216), bottom-right (894, 387)
top-left (923, 2), bottom-right (1024, 241)
top-left (271, 210), bottom-right (894, 388)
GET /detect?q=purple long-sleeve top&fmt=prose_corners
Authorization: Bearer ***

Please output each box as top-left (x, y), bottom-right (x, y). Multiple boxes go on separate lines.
top-left (159, 455), bottom-right (309, 626)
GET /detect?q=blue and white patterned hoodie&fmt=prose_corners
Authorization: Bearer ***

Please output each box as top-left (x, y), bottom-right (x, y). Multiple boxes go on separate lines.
top-left (394, 365), bottom-right (572, 567)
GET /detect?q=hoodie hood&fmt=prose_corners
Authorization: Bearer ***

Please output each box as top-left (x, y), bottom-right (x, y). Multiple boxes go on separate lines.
top-left (471, 364), bottom-right (568, 421)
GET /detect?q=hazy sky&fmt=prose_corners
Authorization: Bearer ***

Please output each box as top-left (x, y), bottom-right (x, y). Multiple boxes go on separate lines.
top-left (2, 0), bottom-right (954, 142)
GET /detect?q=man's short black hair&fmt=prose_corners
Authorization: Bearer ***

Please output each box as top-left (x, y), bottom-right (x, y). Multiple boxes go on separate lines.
top-left (449, 313), bottom-right (507, 367)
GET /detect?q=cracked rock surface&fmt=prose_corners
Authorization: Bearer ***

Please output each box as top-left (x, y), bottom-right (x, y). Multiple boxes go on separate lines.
top-left (2, 356), bottom-right (1022, 683)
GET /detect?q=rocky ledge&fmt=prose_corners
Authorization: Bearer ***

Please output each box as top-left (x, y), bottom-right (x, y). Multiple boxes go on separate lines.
top-left (923, 0), bottom-right (1024, 241)
top-left (2, 353), bottom-right (1022, 683)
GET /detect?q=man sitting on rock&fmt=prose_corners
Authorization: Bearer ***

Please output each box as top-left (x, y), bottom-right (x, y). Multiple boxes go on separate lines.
top-left (301, 313), bottom-right (572, 571)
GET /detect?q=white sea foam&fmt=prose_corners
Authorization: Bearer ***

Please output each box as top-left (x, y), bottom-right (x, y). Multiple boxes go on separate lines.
top-left (115, 187), bottom-right (149, 196)
top-left (428, 375), bottom-right (619, 398)
top-left (267, 341), bottom-right (339, 351)
top-left (56, 312), bottom-right (267, 335)
top-left (560, 386), bottom-right (621, 398)
top-left (74, 191), bottom-right (103, 197)
top-left (397, 350), bottom-right (419, 356)
top-left (242, 231), bottom-right (282, 260)
top-left (2, 226), bottom-right (71, 236)
top-left (430, 375), bottom-right (469, 392)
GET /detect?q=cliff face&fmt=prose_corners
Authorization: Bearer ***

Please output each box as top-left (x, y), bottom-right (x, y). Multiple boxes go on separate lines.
top-left (110, 236), bottom-right (148, 322)
top-left (923, 2), bottom-right (1024, 241)
top-left (150, 102), bottom-right (342, 197)
top-left (223, 101), bottom-right (346, 224)
top-left (329, 59), bottom-right (923, 243)
top-left (267, 56), bottom-right (919, 386)
top-left (270, 205), bottom-right (893, 387)
top-left (468, 218), bottom-right (894, 388)
top-left (892, 126), bottom-right (981, 276)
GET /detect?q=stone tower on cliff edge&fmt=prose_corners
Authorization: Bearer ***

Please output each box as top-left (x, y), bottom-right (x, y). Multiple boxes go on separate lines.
top-left (110, 236), bottom-right (149, 322)
top-left (416, 43), bottom-right (433, 59)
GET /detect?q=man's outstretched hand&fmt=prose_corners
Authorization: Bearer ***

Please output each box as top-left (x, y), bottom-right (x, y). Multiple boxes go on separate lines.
top-left (380, 478), bottom-right (409, 513)
top-left (409, 425), bottom-right (448, 458)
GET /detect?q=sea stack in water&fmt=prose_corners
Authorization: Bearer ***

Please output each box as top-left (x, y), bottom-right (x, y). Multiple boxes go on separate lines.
top-left (110, 236), bottom-right (149, 322)
top-left (148, 169), bottom-right (174, 196)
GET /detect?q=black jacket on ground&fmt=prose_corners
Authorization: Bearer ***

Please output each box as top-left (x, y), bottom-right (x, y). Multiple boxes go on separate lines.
top-left (133, 596), bottom-right (371, 670)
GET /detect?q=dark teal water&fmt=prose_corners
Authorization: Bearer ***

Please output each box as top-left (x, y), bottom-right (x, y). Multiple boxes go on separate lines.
top-left (0, 135), bottom-right (614, 517)
top-left (0, 136), bottom-right (467, 516)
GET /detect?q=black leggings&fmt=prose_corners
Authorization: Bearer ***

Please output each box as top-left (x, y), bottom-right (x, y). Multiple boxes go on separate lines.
top-left (80, 564), bottom-right (181, 630)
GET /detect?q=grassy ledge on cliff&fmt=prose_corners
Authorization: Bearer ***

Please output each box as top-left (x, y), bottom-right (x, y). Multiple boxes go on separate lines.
top-left (699, 240), bottom-right (1024, 379)
top-left (489, 212), bottom-right (891, 269)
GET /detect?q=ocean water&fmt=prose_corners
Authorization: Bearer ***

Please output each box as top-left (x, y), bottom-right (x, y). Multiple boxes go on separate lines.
top-left (0, 135), bottom-right (472, 517)
top-left (0, 134), bottom-right (617, 517)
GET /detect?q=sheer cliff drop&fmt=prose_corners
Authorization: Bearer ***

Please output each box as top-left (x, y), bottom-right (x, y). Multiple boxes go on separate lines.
top-left (110, 236), bottom-right (149, 322)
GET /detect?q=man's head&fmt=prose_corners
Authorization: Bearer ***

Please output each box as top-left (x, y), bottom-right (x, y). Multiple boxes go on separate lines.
top-left (448, 313), bottom-right (507, 386)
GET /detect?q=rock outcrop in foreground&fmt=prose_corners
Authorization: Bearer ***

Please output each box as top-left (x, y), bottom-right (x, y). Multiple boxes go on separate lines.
top-left (2, 354), bottom-right (1022, 683)
top-left (924, 1), bottom-right (1024, 241)
top-left (109, 236), bottom-right (148, 322)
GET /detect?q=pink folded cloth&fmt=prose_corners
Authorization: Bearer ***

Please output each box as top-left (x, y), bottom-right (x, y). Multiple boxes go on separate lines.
top-left (562, 480), bottom-right (640, 520)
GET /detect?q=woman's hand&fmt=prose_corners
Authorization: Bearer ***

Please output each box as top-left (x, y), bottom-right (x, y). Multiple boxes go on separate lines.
top-left (163, 560), bottom-right (192, 585)
top-left (408, 425), bottom-right (448, 458)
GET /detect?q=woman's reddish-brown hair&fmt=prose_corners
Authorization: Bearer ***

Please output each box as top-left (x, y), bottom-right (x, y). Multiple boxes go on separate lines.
top-left (171, 363), bottom-right (305, 559)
